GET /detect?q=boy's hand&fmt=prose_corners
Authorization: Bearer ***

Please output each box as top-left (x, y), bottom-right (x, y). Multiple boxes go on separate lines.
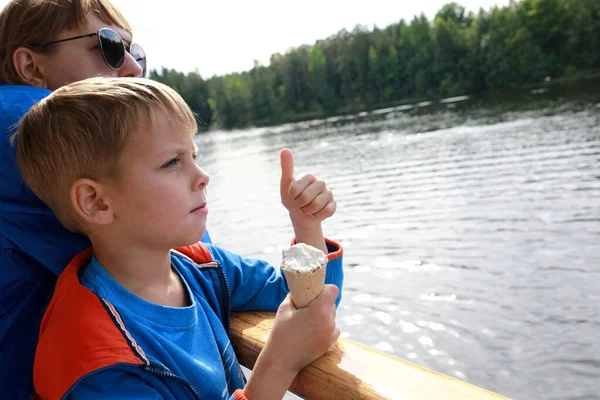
top-left (280, 148), bottom-right (336, 233)
top-left (243, 285), bottom-right (340, 399)
top-left (270, 285), bottom-right (340, 372)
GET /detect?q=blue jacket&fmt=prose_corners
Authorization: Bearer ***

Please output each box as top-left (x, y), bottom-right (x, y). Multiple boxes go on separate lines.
top-left (33, 241), bottom-right (343, 399)
top-left (0, 84), bottom-right (212, 400)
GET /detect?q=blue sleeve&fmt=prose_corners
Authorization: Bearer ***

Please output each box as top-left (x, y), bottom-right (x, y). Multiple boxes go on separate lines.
top-left (0, 85), bottom-right (90, 277)
top-left (207, 239), bottom-right (343, 311)
top-left (65, 369), bottom-right (163, 400)
top-left (0, 243), bottom-right (56, 400)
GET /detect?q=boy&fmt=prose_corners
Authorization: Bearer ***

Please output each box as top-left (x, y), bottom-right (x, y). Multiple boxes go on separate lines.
top-left (12, 77), bottom-right (343, 400)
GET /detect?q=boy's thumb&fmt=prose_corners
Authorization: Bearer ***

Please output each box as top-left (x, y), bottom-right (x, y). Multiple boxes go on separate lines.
top-left (280, 148), bottom-right (295, 190)
top-left (319, 284), bottom-right (339, 305)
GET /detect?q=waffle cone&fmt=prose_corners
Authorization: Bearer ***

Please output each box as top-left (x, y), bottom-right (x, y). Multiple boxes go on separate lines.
top-left (283, 265), bottom-right (326, 308)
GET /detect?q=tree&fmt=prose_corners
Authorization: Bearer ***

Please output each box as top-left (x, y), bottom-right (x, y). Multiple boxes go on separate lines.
top-left (150, 0), bottom-right (600, 131)
top-left (308, 44), bottom-right (336, 113)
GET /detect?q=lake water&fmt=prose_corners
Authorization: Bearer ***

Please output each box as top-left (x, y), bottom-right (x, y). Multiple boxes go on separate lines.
top-left (196, 82), bottom-right (600, 400)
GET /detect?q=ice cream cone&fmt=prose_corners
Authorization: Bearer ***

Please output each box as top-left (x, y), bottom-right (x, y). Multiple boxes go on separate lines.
top-left (281, 243), bottom-right (328, 308)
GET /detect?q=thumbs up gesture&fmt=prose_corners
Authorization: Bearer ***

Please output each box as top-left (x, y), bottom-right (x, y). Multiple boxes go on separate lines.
top-left (280, 148), bottom-right (336, 234)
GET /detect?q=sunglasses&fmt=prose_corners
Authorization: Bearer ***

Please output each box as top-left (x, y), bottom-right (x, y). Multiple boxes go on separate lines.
top-left (33, 28), bottom-right (147, 77)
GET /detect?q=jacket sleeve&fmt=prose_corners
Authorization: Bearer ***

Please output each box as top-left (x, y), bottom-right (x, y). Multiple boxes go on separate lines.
top-left (0, 241), bottom-right (59, 400)
top-left (207, 239), bottom-right (343, 311)
top-left (65, 369), bottom-right (164, 400)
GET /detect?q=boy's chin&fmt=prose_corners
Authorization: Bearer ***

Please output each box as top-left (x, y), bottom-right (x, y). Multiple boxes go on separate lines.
top-left (174, 230), bottom-right (207, 249)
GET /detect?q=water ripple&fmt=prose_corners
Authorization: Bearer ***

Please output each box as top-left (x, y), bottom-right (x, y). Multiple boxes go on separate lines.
top-left (201, 99), bottom-right (600, 400)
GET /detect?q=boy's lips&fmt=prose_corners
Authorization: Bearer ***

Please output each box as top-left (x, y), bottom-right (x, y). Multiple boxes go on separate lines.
top-left (191, 202), bottom-right (208, 215)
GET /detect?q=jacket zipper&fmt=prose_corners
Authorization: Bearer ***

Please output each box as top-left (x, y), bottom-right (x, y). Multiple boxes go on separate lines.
top-left (214, 264), bottom-right (232, 336)
top-left (196, 260), bottom-right (232, 336)
top-left (144, 364), bottom-right (202, 400)
top-left (212, 264), bottom-right (246, 384)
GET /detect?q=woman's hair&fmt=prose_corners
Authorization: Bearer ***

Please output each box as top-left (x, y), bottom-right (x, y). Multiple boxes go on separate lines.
top-left (12, 77), bottom-right (198, 232)
top-left (0, 0), bottom-right (132, 84)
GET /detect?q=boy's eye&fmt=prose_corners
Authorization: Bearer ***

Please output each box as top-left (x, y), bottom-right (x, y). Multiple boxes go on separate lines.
top-left (162, 158), bottom-right (180, 169)
top-left (192, 153), bottom-right (202, 165)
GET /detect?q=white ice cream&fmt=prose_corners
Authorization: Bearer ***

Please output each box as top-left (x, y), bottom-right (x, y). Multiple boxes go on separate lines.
top-left (281, 243), bottom-right (328, 276)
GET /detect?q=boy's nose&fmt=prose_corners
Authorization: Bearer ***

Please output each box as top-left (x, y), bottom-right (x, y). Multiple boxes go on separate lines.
top-left (194, 165), bottom-right (210, 191)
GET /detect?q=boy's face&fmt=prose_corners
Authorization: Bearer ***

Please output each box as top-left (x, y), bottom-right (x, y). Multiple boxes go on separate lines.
top-left (107, 111), bottom-right (209, 250)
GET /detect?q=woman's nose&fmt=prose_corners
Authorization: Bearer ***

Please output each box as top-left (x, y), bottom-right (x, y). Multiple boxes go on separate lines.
top-left (119, 52), bottom-right (144, 78)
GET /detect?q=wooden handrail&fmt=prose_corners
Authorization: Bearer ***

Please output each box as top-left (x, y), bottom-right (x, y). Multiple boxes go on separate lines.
top-left (231, 311), bottom-right (509, 399)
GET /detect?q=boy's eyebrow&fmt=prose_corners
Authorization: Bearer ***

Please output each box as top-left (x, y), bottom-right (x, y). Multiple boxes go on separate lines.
top-left (156, 144), bottom-right (198, 157)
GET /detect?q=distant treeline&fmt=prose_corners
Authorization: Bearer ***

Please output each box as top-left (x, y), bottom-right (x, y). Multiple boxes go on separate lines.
top-left (150, 0), bottom-right (600, 131)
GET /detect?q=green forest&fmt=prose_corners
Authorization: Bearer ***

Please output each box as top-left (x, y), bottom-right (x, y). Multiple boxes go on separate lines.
top-left (150, 0), bottom-right (600, 131)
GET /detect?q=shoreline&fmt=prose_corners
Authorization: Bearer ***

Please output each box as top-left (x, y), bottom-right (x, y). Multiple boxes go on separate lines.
top-left (206, 69), bottom-right (600, 132)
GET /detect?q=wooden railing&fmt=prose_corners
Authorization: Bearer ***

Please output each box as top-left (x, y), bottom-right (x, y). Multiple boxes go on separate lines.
top-left (231, 312), bottom-right (509, 400)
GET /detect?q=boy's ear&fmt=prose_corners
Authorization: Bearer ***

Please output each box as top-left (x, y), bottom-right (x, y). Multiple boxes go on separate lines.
top-left (70, 179), bottom-right (114, 226)
top-left (12, 47), bottom-right (48, 88)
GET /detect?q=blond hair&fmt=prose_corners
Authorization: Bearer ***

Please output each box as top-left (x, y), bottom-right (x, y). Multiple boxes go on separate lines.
top-left (12, 77), bottom-right (197, 231)
top-left (0, 0), bottom-right (132, 84)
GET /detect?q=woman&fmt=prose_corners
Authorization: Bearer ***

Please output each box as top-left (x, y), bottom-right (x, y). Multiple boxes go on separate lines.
top-left (0, 1), bottom-right (210, 398)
